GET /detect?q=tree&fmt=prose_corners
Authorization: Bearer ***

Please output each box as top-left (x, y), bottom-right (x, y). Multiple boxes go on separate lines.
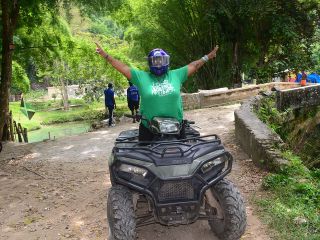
top-left (1, 0), bottom-right (19, 140)
top-left (0, 0), bottom-right (111, 140)
top-left (110, 0), bottom-right (320, 89)
top-left (11, 61), bottom-right (30, 94)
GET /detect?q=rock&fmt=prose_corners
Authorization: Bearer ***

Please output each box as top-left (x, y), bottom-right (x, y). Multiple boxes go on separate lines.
top-left (294, 216), bottom-right (307, 225)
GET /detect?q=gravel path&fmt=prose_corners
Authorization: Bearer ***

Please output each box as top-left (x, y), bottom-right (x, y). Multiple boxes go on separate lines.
top-left (0, 104), bottom-right (270, 240)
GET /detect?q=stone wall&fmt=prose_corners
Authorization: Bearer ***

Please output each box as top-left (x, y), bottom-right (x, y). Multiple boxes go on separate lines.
top-left (47, 85), bottom-right (86, 100)
top-left (276, 84), bottom-right (320, 111)
top-left (234, 96), bottom-right (288, 171)
top-left (183, 82), bottom-right (314, 170)
top-left (181, 92), bottom-right (201, 110)
top-left (182, 82), bottom-right (299, 110)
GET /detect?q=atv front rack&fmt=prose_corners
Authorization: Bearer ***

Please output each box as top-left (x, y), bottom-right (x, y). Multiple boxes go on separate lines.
top-left (113, 134), bottom-right (223, 166)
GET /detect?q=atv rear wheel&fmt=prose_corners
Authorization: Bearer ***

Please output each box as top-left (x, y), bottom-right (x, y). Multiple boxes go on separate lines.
top-left (107, 185), bottom-right (136, 240)
top-left (206, 179), bottom-right (246, 240)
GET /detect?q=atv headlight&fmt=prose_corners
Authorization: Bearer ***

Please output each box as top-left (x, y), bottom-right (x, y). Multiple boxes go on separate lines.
top-left (119, 164), bottom-right (148, 177)
top-left (201, 156), bottom-right (226, 174)
top-left (159, 121), bottom-right (179, 133)
top-left (151, 117), bottom-right (180, 134)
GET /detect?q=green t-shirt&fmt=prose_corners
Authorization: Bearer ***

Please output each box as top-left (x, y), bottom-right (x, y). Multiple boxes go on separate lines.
top-left (130, 66), bottom-right (188, 127)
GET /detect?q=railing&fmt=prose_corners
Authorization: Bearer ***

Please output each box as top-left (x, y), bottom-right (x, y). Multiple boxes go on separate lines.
top-left (2, 111), bottom-right (28, 143)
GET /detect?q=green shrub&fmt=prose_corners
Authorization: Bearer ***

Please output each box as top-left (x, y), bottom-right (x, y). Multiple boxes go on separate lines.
top-left (24, 90), bottom-right (47, 101)
top-left (258, 151), bottom-right (320, 240)
top-left (255, 95), bottom-right (292, 138)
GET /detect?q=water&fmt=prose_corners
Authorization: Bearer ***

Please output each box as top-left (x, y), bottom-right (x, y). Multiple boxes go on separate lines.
top-left (27, 121), bottom-right (91, 143)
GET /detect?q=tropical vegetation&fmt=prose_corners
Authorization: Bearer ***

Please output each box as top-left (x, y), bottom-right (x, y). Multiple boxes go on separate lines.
top-left (255, 94), bottom-right (320, 240)
top-left (1, 1), bottom-right (320, 238)
top-left (1, 0), bottom-right (320, 139)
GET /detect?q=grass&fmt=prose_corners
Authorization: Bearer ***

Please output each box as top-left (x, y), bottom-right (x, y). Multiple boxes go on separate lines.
top-left (10, 97), bottom-right (130, 131)
top-left (257, 151), bottom-right (320, 240)
top-left (254, 96), bottom-right (320, 239)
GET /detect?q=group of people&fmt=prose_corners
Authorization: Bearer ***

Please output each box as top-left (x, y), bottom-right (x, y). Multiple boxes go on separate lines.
top-left (287, 70), bottom-right (320, 85)
top-left (104, 81), bottom-right (140, 127)
top-left (96, 42), bottom-right (219, 141)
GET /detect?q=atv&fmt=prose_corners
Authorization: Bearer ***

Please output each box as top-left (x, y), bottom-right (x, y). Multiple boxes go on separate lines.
top-left (107, 117), bottom-right (246, 240)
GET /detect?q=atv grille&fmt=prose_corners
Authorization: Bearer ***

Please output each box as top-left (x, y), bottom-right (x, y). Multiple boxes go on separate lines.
top-left (157, 180), bottom-right (194, 202)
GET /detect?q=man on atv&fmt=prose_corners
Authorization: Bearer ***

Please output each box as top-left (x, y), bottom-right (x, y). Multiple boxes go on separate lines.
top-left (95, 43), bottom-right (218, 141)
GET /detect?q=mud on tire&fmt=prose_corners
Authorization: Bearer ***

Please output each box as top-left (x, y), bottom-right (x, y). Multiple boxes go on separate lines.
top-left (208, 179), bottom-right (247, 240)
top-left (107, 185), bottom-right (136, 240)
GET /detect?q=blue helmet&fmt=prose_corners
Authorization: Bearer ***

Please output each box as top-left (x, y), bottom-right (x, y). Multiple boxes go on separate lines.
top-left (148, 48), bottom-right (170, 76)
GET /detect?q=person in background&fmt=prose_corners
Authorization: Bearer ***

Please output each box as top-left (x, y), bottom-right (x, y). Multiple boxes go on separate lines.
top-left (104, 83), bottom-right (116, 127)
top-left (127, 81), bottom-right (140, 123)
top-left (288, 72), bottom-right (296, 82)
top-left (300, 70), bottom-right (307, 86)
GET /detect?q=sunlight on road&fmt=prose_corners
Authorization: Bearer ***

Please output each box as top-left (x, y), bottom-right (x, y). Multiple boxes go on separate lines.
top-left (81, 146), bottom-right (102, 155)
top-left (63, 145), bottom-right (74, 150)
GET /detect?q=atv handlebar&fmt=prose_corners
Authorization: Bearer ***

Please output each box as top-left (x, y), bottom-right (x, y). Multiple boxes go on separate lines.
top-left (124, 113), bottom-right (195, 125)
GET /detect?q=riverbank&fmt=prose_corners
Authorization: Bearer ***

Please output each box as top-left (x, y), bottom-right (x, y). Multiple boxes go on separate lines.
top-left (9, 98), bottom-right (131, 142)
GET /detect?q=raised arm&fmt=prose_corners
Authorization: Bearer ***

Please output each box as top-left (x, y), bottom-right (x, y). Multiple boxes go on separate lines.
top-left (187, 45), bottom-right (219, 77)
top-left (95, 42), bottom-right (131, 80)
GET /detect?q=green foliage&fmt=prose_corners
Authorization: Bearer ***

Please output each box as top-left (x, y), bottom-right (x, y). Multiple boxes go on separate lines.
top-left (7, 1), bottom-right (140, 104)
top-left (255, 95), bottom-right (292, 137)
top-left (299, 126), bottom-right (320, 168)
top-left (9, 0), bottom-right (319, 94)
top-left (109, 0), bottom-right (320, 90)
top-left (255, 96), bottom-right (320, 168)
top-left (254, 96), bottom-right (320, 238)
top-left (11, 61), bottom-right (30, 94)
top-left (259, 151), bottom-right (320, 240)
top-left (24, 90), bottom-right (47, 100)
top-left (40, 108), bottom-right (105, 124)
top-left (9, 97), bottom-right (129, 132)
top-left (88, 16), bottom-right (124, 38)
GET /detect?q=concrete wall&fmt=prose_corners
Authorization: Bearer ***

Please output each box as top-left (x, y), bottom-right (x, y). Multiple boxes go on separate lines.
top-left (182, 82), bottom-right (300, 110)
top-left (234, 96), bottom-right (288, 171)
top-left (276, 84), bottom-right (320, 111)
top-left (47, 85), bottom-right (86, 100)
top-left (182, 82), bottom-right (301, 170)
top-left (182, 82), bottom-right (313, 171)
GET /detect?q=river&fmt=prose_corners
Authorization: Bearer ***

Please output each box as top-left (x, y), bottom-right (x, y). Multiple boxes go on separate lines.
top-left (27, 121), bottom-right (91, 143)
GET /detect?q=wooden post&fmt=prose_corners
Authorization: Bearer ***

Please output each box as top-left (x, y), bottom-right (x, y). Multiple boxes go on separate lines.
top-left (18, 123), bottom-right (27, 142)
top-left (3, 118), bottom-right (9, 141)
top-left (14, 121), bottom-right (22, 142)
top-left (9, 111), bottom-right (14, 141)
top-left (23, 128), bottom-right (28, 143)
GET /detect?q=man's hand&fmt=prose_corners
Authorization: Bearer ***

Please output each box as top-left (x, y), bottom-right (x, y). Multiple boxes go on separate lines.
top-left (207, 45), bottom-right (219, 60)
top-left (95, 42), bottom-right (108, 58)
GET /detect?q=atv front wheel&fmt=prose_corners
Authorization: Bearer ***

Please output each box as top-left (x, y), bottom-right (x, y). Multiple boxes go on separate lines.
top-left (206, 179), bottom-right (246, 240)
top-left (107, 185), bottom-right (136, 240)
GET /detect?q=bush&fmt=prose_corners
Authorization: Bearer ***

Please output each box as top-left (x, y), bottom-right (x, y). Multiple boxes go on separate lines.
top-left (24, 90), bottom-right (47, 101)
top-left (258, 151), bottom-right (320, 240)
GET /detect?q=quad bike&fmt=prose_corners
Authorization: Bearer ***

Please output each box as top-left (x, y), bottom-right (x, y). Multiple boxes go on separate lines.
top-left (107, 117), bottom-right (246, 240)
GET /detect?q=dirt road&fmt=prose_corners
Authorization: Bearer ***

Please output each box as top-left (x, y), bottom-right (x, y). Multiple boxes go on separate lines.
top-left (0, 104), bottom-right (270, 240)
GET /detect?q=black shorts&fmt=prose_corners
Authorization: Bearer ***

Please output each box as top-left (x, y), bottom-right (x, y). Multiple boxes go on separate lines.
top-left (128, 100), bottom-right (139, 111)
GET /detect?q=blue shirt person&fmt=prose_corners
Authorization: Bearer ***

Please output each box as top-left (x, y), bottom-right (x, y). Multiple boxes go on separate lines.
top-left (104, 83), bottom-right (116, 126)
top-left (127, 81), bottom-right (140, 123)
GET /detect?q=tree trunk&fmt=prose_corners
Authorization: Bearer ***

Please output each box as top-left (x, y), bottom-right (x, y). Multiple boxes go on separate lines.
top-left (60, 78), bottom-right (69, 111)
top-left (0, 0), bottom-right (19, 141)
top-left (232, 41), bottom-right (241, 86)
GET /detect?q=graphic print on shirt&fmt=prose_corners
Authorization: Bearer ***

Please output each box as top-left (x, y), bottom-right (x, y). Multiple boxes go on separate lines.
top-left (151, 79), bottom-right (174, 96)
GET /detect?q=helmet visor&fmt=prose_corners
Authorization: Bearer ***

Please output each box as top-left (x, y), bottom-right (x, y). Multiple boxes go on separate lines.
top-left (148, 55), bottom-right (170, 68)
